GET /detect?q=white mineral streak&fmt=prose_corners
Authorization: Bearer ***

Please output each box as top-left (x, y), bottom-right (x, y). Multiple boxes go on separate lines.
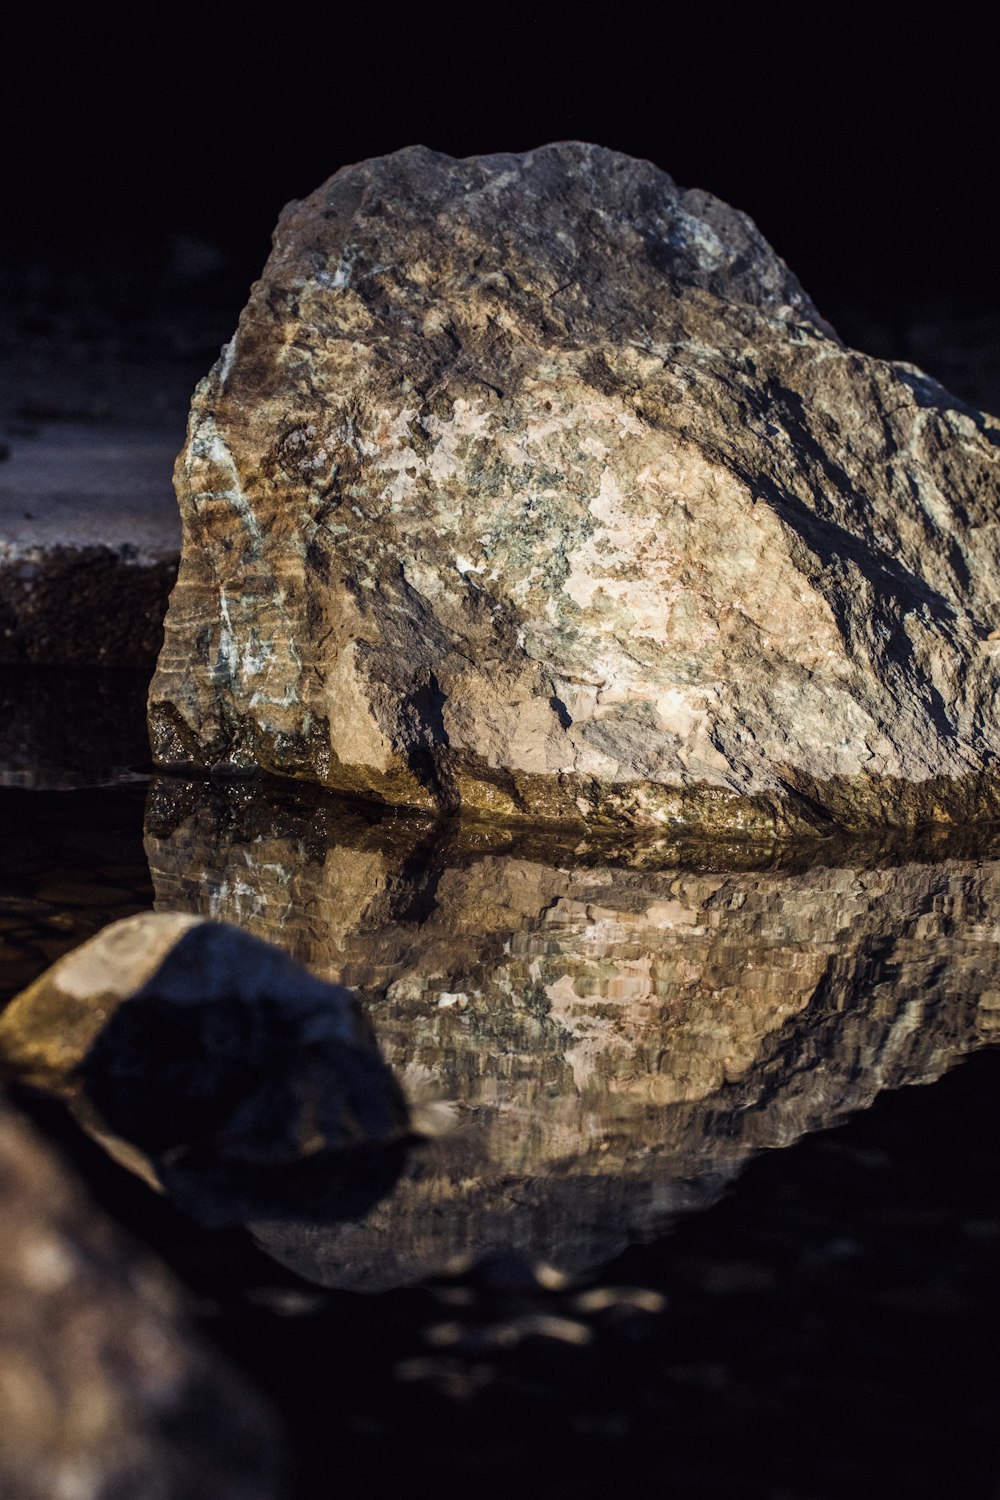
top-left (149, 143), bottom-right (1000, 834)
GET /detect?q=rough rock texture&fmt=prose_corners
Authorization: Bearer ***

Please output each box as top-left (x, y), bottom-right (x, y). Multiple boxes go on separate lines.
top-left (0, 911), bottom-right (410, 1223)
top-left (0, 1094), bottom-right (282, 1500)
top-left (150, 143), bottom-right (1000, 836)
top-left (145, 780), bottom-right (1000, 1285)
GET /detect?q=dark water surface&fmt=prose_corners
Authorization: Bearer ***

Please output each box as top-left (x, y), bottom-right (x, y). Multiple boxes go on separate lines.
top-left (4, 776), bottom-right (1000, 1497)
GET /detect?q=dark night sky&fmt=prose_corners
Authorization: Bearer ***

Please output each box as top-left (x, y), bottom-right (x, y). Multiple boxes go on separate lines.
top-left (3, 7), bottom-right (997, 329)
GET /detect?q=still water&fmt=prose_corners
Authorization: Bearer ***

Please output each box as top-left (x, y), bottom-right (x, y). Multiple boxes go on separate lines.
top-left (3, 771), bottom-right (1000, 1496)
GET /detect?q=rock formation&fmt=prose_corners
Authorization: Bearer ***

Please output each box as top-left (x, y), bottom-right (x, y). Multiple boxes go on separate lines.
top-left (0, 1094), bottom-right (282, 1500)
top-left (150, 143), bottom-right (1000, 835)
top-left (0, 911), bottom-right (410, 1223)
top-left (143, 780), bottom-right (1000, 1286)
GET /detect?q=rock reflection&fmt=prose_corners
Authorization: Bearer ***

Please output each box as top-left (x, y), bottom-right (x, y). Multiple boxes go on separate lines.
top-left (145, 779), bottom-right (1000, 1288)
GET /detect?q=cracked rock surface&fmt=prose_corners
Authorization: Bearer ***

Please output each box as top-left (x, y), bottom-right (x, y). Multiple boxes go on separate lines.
top-left (150, 143), bottom-right (1000, 835)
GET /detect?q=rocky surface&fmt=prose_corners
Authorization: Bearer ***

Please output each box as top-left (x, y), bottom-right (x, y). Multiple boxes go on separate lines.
top-left (144, 779), bottom-right (1000, 1286)
top-left (0, 911), bottom-right (410, 1223)
top-left (0, 1093), bottom-right (282, 1500)
top-left (150, 142), bottom-right (1000, 836)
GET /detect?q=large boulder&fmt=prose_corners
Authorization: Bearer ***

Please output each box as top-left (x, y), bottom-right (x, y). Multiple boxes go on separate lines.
top-left (149, 143), bottom-right (1000, 836)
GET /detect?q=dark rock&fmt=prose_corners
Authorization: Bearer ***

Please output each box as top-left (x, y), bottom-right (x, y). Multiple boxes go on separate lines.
top-left (0, 1094), bottom-right (284, 1499)
top-left (0, 911), bottom-right (411, 1225)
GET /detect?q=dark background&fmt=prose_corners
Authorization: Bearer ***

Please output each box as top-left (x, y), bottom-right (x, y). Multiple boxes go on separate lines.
top-left (4, 17), bottom-right (1000, 1498)
top-left (3, 6), bottom-right (997, 345)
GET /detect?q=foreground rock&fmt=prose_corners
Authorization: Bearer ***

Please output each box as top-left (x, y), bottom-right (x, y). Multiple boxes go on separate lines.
top-left (150, 143), bottom-right (1000, 836)
top-left (0, 1095), bottom-right (282, 1500)
top-left (145, 780), bottom-right (1000, 1286)
top-left (0, 911), bottom-right (410, 1222)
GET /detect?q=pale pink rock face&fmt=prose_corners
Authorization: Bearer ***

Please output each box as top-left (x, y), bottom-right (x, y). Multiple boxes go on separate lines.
top-left (150, 143), bottom-right (1000, 836)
